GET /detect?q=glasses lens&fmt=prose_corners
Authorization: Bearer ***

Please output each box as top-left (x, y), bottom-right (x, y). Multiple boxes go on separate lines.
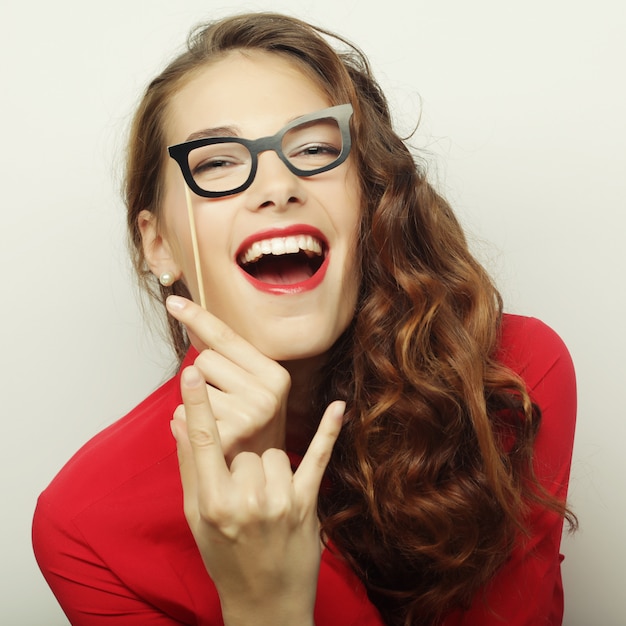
top-left (187, 142), bottom-right (251, 194)
top-left (282, 117), bottom-right (343, 173)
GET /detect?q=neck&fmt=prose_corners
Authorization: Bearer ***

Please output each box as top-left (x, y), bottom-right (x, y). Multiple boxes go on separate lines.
top-left (281, 354), bottom-right (326, 456)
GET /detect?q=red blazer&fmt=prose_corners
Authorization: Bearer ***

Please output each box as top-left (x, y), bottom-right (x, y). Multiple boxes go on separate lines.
top-left (33, 314), bottom-right (576, 625)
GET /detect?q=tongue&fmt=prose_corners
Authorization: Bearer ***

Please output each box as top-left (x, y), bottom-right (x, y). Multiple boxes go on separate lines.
top-left (250, 254), bottom-right (314, 285)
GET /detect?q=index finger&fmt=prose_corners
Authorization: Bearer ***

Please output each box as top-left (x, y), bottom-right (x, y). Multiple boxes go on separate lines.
top-left (293, 401), bottom-right (345, 501)
top-left (179, 365), bottom-right (230, 487)
top-left (166, 295), bottom-right (270, 373)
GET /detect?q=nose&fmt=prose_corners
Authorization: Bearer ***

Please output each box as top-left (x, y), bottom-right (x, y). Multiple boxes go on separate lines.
top-left (245, 149), bottom-right (307, 212)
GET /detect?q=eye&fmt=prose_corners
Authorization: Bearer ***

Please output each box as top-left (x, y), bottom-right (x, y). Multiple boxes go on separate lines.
top-left (194, 157), bottom-right (236, 172)
top-left (286, 142), bottom-right (341, 171)
top-left (295, 144), bottom-right (341, 157)
top-left (282, 118), bottom-right (343, 170)
top-left (188, 142), bottom-right (251, 181)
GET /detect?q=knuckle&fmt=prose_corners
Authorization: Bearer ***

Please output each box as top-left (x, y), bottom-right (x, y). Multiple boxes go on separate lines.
top-left (261, 447), bottom-right (285, 463)
top-left (188, 426), bottom-right (218, 449)
top-left (214, 321), bottom-right (238, 344)
top-left (199, 498), bottom-right (232, 523)
top-left (254, 387), bottom-right (281, 419)
top-left (183, 301), bottom-right (201, 324)
top-left (232, 450), bottom-right (257, 464)
top-left (229, 413), bottom-right (255, 442)
top-left (271, 365), bottom-right (292, 393)
top-left (268, 494), bottom-right (292, 520)
top-left (243, 491), bottom-right (267, 517)
top-left (230, 398), bottom-right (275, 439)
top-left (194, 349), bottom-right (213, 369)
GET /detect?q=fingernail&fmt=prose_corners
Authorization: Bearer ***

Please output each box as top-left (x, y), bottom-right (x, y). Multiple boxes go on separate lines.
top-left (166, 295), bottom-right (186, 312)
top-left (182, 365), bottom-right (203, 388)
top-left (334, 401), bottom-right (346, 421)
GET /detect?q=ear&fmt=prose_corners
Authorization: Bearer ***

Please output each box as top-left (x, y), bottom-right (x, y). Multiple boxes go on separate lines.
top-left (137, 210), bottom-right (181, 280)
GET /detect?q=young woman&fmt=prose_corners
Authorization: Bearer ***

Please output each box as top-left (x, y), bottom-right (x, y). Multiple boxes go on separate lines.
top-left (32, 12), bottom-right (576, 626)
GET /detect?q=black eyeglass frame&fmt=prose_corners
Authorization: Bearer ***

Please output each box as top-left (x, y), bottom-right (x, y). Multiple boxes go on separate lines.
top-left (167, 103), bottom-right (354, 198)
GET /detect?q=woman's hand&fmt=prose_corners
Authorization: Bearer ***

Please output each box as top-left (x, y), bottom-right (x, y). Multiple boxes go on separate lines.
top-left (171, 364), bottom-right (345, 626)
top-left (166, 295), bottom-right (291, 463)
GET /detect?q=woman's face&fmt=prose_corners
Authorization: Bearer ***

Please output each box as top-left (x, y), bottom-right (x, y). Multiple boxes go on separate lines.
top-left (151, 51), bottom-right (361, 362)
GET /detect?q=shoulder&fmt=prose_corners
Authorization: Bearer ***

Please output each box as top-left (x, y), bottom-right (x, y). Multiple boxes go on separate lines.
top-left (497, 313), bottom-right (576, 397)
top-left (498, 314), bottom-right (577, 481)
top-left (31, 353), bottom-right (211, 623)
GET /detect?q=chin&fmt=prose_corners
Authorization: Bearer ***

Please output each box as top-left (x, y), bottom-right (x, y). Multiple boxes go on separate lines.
top-left (256, 337), bottom-right (331, 363)
top-left (244, 321), bottom-right (342, 363)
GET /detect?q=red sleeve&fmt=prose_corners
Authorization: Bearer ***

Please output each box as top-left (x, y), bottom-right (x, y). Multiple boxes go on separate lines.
top-left (32, 496), bottom-right (192, 626)
top-left (444, 316), bottom-right (577, 626)
top-left (31, 364), bottom-right (207, 626)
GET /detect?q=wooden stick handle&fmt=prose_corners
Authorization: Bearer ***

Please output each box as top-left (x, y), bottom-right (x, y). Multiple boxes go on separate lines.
top-left (184, 184), bottom-right (206, 309)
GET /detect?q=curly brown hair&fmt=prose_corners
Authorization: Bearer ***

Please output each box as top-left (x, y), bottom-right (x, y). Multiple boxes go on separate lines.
top-left (124, 13), bottom-right (574, 626)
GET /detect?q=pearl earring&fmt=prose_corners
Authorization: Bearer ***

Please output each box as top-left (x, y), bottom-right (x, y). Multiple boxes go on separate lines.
top-left (159, 272), bottom-right (175, 287)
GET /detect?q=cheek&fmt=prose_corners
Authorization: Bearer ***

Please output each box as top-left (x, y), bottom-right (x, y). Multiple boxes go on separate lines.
top-left (335, 198), bottom-right (362, 328)
top-left (341, 164), bottom-right (363, 232)
top-left (160, 206), bottom-right (188, 267)
top-left (160, 169), bottom-right (187, 250)
top-left (338, 172), bottom-right (363, 284)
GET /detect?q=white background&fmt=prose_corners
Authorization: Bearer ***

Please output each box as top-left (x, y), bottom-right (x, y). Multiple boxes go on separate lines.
top-left (1, 1), bottom-right (624, 624)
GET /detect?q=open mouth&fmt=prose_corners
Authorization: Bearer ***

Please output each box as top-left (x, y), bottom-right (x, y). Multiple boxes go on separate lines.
top-left (237, 234), bottom-right (327, 286)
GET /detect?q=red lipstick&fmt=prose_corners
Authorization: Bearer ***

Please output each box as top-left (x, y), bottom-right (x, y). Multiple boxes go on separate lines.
top-left (235, 224), bottom-right (329, 295)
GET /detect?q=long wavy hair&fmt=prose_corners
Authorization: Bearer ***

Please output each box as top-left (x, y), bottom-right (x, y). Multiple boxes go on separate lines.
top-left (124, 13), bottom-right (574, 626)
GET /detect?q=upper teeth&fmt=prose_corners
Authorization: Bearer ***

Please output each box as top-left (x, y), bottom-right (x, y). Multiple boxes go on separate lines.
top-left (239, 235), bottom-right (323, 265)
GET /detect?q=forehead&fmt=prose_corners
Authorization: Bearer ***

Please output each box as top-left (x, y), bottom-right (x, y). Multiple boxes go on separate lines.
top-left (165, 51), bottom-right (332, 144)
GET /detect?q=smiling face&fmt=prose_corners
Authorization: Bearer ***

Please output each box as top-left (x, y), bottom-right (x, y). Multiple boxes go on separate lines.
top-left (141, 51), bottom-right (362, 362)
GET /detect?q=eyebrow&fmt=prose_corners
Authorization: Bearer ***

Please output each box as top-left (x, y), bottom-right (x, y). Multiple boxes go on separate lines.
top-left (185, 126), bottom-right (241, 141)
top-left (183, 109), bottom-right (321, 143)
